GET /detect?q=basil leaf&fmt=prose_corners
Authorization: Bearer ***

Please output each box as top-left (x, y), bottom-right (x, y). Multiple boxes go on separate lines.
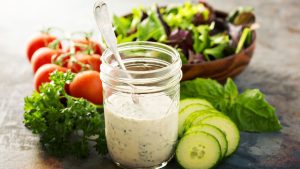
top-left (180, 78), bottom-right (224, 106)
top-left (217, 78), bottom-right (238, 114)
top-left (230, 89), bottom-right (282, 132)
top-left (180, 78), bottom-right (282, 132)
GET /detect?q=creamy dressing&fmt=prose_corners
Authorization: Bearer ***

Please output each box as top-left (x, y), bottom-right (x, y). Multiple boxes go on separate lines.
top-left (105, 93), bottom-right (178, 168)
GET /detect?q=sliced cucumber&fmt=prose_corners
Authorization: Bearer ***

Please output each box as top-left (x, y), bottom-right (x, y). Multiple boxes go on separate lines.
top-left (176, 131), bottom-right (221, 169)
top-left (183, 109), bottom-right (219, 134)
top-left (179, 98), bottom-right (213, 112)
top-left (186, 124), bottom-right (228, 159)
top-left (178, 104), bottom-right (213, 137)
top-left (201, 115), bottom-right (240, 157)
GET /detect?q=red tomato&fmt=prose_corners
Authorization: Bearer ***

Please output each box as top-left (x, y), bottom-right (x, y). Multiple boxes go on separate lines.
top-left (26, 34), bottom-right (62, 61)
top-left (31, 47), bottom-right (66, 73)
top-left (69, 71), bottom-right (103, 104)
top-left (34, 64), bottom-right (67, 92)
top-left (67, 53), bottom-right (101, 73)
top-left (71, 39), bottom-right (103, 55)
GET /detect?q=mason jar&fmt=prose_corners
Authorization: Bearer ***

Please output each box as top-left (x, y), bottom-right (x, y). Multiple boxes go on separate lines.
top-left (100, 41), bottom-right (182, 169)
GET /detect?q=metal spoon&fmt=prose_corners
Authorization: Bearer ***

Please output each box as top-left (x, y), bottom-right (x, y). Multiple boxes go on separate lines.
top-left (93, 0), bottom-right (127, 71)
top-left (93, 0), bottom-right (139, 103)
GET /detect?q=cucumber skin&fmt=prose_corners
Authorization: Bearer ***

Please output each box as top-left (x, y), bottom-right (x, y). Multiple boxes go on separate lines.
top-left (200, 115), bottom-right (240, 157)
top-left (185, 124), bottom-right (228, 159)
top-left (183, 111), bottom-right (219, 135)
top-left (178, 104), bottom-right (214, 137)
top-left (176, 131), bottom-right (221, 169)
top-left (180, 98), bottom-right (213, 112)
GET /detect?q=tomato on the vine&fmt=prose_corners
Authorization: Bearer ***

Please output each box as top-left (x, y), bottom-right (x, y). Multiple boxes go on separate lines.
top-left (70, 39), bottom-right (103, 55)
top-left (34, 64), bottom-right (67, 92)
top-left (26, 33), bottom-right (62, 61)
top-left (67, 53), bottom-right (101, 73)
top-left (69, 70), bottom-right (103, 104)
top-left (31, 47), bottom-right (67, 73)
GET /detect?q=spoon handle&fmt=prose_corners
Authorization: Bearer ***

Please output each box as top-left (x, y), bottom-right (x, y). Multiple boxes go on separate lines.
top-left (93, 0), bottom-right (127, 71)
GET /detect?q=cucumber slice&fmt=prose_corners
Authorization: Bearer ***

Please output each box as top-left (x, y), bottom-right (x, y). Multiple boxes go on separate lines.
top-left (178, 104), bottom-right (213, 137)
top-left (176, 131), bottom-right (221, 169)
top-left (201, 115), bottom-right (240, 157)
top-left (183, 109), bottom-right (219, 134)
top-left (186, 124), bottom-right (228, 159)
top-left (179, 98), bottom-right (213, 112)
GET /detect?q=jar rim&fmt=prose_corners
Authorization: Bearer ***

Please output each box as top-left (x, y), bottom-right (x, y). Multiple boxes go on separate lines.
top-left (101, 41), bottom-right (181, 75)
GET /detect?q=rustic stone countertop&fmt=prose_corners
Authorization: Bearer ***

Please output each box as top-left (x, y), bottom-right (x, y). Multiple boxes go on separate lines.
top-left (0, 0), bottom-right (299, 168)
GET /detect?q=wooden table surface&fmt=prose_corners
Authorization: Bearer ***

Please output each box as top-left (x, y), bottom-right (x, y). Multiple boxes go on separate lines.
top-left (0, 0), bottom-right (300, 168)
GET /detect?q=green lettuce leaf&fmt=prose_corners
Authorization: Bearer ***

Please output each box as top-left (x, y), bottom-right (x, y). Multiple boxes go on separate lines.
top-left (130, 7), bottom-right (143, 31)
top-left (163, 2), bottom-right (210, 30)
top-left (192, 25), bottom-right (211, 54)
top-left (137, 6), bottom-right (167, 42)
top-left (176, 48), bottom-right (188, 64)
top-left (113, 15), bottom-right (131, 37)
top-left (203, 43), bottom-right (228, 60)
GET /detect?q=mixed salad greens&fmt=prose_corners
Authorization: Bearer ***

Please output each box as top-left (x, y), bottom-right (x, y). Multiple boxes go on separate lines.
top-left (113, 2), bottom-right (255, 64)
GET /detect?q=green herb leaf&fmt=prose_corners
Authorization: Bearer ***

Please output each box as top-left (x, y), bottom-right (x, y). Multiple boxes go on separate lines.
top-left (24, 71), bottom-right (107, 157)
top-left (218, 78), bottom-right (239, 116)
top-left (180, 78), bottom-right (282, 132)
top-left (230, 89), bottom-right (282, 132)
top-left (180, 78), bottom-right (224, 106)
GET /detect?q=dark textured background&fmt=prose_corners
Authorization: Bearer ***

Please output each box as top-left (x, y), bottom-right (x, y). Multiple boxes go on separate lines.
top-left (0, 0), bottom-right (299, 168)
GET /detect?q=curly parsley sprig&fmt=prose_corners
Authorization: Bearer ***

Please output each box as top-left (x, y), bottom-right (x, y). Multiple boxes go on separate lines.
top-left (24, 71), bottom-right (107, 158)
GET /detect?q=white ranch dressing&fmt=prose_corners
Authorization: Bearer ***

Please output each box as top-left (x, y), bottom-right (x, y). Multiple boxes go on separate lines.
top-left (105, 92), bottom-right (178, 168)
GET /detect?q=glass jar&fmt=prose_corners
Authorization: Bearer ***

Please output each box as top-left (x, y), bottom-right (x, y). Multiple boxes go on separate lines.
top-left (100, 41), bottom-right (182, 169)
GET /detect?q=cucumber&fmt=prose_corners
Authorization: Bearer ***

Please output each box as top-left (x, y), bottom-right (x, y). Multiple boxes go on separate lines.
top-left (179, 98), bottom-right (213, 112)
top-left (178, 104), bottom-right (213, 137)
top-left (185, 124), bottom-right (228, 159)
top-left (176, 131), bottom-right (221, 169)
top-left (183, 109), bottom-right (219, 134)
top-left (200, 115), bottom-right (240, 157)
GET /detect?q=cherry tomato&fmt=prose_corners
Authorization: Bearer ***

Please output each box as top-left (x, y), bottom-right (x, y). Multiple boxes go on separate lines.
top-left (26, 34), bottom-right (62, 61)
top-left (71, 39), bottom-right (103, 55)
top-left (31, 47), bottom-right (65, 73)
top-left (69, 71), bottom-right (103, 104)
top-left (34, 64), bottom-right (67, 92)
top-left (67, 53), bottom-right (101, 73)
